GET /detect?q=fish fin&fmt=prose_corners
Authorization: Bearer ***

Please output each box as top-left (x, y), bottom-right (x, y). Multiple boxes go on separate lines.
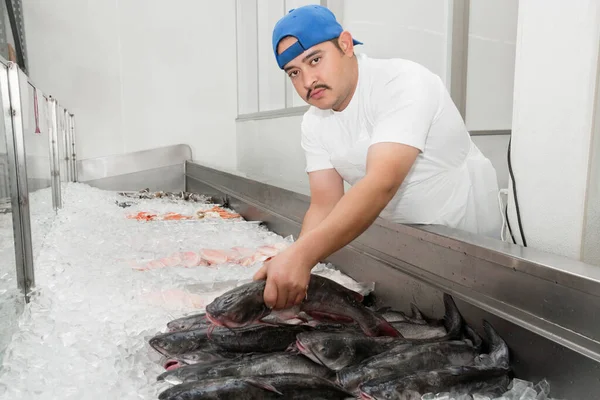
top-left (442, 293), bottom-right (464, 339)
top-left (305, 311), bottom-right (355, 324)
top-left (482, 320), bottom-right (510, 368)
top-left (410, 303), bottom-right (425, 321)
top-left (463, 323), bottom-right (483, 351)
top-left (243, 377), bottom-right (283, 395)
top-left (375, 320), bottom-right (403, 337)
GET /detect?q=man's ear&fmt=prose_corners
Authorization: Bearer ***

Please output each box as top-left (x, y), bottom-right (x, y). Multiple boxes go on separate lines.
top-left (338, 30), bottom-right (355, 55)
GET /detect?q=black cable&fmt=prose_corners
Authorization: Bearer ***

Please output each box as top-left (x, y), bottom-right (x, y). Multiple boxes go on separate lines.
top-left (4, 0), bottom-right (26, 71)
top-left (505, 203), bottom-right (516, 244)
top-left (507, 136), bottom-right (527, 247)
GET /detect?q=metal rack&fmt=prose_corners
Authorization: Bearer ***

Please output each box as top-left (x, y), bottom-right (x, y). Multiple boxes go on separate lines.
top-left (1, 58), bottom-right (77, 303)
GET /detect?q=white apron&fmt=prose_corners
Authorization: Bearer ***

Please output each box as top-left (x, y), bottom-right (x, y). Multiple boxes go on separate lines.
top-left (329, 136), bottom-right (502, 239)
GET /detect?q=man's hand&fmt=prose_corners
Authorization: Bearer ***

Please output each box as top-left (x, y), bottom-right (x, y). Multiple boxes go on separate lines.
top-left (252, 245), bottom-right (315, 309)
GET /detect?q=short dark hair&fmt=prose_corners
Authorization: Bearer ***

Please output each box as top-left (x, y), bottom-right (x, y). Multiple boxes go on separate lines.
top-left (328, 37), bottom-right (343, 52)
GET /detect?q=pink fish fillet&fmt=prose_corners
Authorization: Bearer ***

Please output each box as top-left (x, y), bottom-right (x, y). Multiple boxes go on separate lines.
top-left (224, 248), bottom-right (242, 262)
top-left (257, 245), bottom-right (279, 257)
top-left (180, 251), bottom-right (202, 267)
top-left (156, 253), bottom-right (182, 268)
top-left (232, 247), bottom-right (256, 258)
top-left (200, 249), bottom-right (229, 266)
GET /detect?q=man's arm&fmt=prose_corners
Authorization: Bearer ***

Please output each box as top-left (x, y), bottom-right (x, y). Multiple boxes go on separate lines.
top-left (294, 142), bottom-right (420, 266)
top-left (299, 169), bottom-right (344, 238)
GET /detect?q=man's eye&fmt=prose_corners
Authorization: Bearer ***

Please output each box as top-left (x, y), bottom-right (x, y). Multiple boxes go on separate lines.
top-left (288, 71), bottom-right (299, 78)
top-left (311, 57), bottom-right (321, 65)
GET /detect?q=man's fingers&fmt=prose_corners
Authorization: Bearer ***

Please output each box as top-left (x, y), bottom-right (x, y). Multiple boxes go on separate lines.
top-left (285, 290), bottom-right (298, 309)
top-left (294, 292), bottom-right (305, 306)
top-left (263, 277), bottom-right (278, 309)
top-left (253, 265), bottom-right (267, 281)
top-left (275, 285), bottom-right (289, 310)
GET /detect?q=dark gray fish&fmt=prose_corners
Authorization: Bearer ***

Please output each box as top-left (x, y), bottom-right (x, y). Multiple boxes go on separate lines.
top-left (388, 294), bottom-right (465, 340)
top-left (157, 352), bottom-right (334, 384)
top-left (207, 323), bottom-right (314, 353)
top-left (295, 331), bottom-right (399, 371)
top-left (357, 320), bottom-right (511, 400)
top-left (167, 312), bottom-right (211, 332)
top-left (151, 323), bottom-right (316, 357)
top-left (358, 366), bottom-right (510, 400)
top-left (163, 349), bottom-right (246, 371)
top-left (206, 274), bottom-right (400, 337)
top-left (337, 341), bottom-right (478, 392)
top-left (390, 321), bottom-right (447, 339)
top-left (462, 323), bottom-right (483, 352)
top-left (375, 303), bottom-right (428, 325)
top-left (295, 294), bottom-right (464, 371)
top-left (150, 327), bottom-right (217, 357)
top-left (158, 373), bottom-right (354, 400)
top-left (172, 349), bottom-right (248, 366)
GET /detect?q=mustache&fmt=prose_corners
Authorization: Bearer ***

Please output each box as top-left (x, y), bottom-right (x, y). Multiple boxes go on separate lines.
top-left (307, 84), bottom-right (331, 100)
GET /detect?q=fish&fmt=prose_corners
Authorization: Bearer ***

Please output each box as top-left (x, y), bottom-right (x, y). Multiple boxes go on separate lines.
top-left (205, 274), bottom-right (399, 337)
top-left (158, 373), bottom-right (354, 400)
top-left (167, 312), bottom-right (211, 332)
top-left (151, 323), bottom-right (316, 357)
top-left (357, 320), bottom-right (512, 400)
top-left (374, 304), bottom-right (428, 325)
top-left (358, 365), bottom-right (510, 400)
top-left (390, 321), bottom-right (447, 340)
top-left (157, 352), bottom-right (334, 385)
top-left (389, 294), bottom-right (463, 340)
top-left (295, 294), bottom-right (464, 371)
top-left (200, 249), bottom-right (230, 265)
top-left (206, 323), bottom-right (314, 353)
top-left (337, 340), bottom-right (479, 392)
top-left (149, 327), bottom-right (218, 357)
top-left (295, 331), bottom-right (398, 371)
top-left (171, 349), bottom-right (254, 366)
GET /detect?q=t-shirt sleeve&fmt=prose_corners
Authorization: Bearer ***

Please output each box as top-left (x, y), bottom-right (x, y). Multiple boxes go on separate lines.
top-left (370, 69), bottom-right (441, 152)
top-left (300, 115), bottom-right (334, 173)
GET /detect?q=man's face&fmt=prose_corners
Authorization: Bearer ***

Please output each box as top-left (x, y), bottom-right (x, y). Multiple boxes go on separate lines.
top-left (277, 35), bottom-right (355, 111)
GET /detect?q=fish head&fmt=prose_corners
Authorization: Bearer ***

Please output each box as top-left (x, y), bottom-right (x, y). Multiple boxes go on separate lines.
top-left (295, 332), bottom-right (360, 371)
top-left (166, 314), bottom-right (207, 332)
top-left (149, 331), bottom-right (201, 356)
top-left (205, 280), bottom-right (271, 328)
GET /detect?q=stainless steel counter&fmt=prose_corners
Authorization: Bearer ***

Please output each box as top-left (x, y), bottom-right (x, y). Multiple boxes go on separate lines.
top-left (186, 160), bottom-right (600, 399)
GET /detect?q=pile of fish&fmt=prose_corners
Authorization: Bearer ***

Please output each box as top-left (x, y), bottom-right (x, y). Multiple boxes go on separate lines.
top-left (117, 188), bottom-right (212, 204)
top-left (148, 274), bottom-right (515, 399)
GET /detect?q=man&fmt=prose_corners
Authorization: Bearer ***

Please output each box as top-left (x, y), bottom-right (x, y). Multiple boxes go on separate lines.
top-left (253, 5), bottom-right (501, 310)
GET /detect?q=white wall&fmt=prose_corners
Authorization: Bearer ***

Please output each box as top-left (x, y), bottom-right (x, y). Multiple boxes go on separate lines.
top-left (507, 0), bottom-right (600, 264)
top-left (342, 0), bottom-right (450, 84)
top-left (465, 0), bottom-right (518, 131)
top-left (22, 0), bottom-right (238, 170)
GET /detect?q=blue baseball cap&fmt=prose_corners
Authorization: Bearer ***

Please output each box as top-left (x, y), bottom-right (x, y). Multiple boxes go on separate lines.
top-left (272, 5), bottom-right (362, 69)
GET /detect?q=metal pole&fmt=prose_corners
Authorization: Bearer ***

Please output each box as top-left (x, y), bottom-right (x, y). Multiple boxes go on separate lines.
top-left (48, 98), bottom-right (61, 209)
top-left (62, 108), bottom-right (71, 182)
top-left (69, 113), bottom-right (77, 182)
top-left (6, 61), bottom-right (34, 301)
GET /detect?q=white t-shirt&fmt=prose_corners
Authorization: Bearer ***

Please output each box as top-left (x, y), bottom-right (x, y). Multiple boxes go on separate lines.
top-left (300, 53), bottom-right (501, 237)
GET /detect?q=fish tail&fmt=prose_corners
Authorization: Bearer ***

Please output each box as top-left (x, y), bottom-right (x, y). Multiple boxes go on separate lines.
top-left (482, 320), bottom-right (510, 368)
top-left (442, 293), bottom-right (464, 339)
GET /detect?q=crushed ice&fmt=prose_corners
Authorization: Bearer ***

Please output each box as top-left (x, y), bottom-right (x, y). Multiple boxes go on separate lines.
top-left (0, 183), bottom-right (565, 399)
